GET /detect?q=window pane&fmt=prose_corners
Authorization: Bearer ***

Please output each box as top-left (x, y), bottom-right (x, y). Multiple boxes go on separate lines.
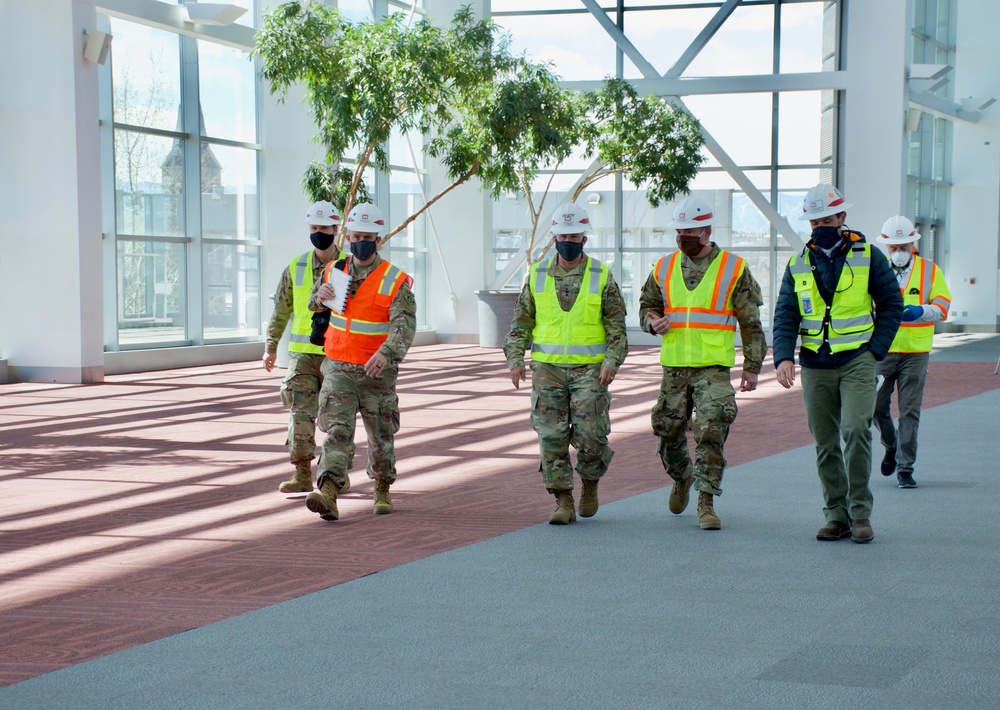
top-left (339, 0), bottom-right (375, 22)
top-left (388, 169), bottom-right (425, 249)
top-left (110, 19), bottom-right (181, 131)
top-left (203, 243), bottom-right (262, 339)
top-left (780, 2), bottom-right (825, 73)
top-left (201, 143), bottom-right (259, 240)
top-left (731, 250), bottom-right (773, 328)
top-left (115, 131), bottom-right (186, 237)
top-left (779, 91), bottom-right (823, 165)
top-left (685, 93), bottom-right (773, 167)
top-left (492, 1), bottom-right (582, 10)
top-left (494, 12), bottom-right (618, 81)
top-left (682, 4), bottom-right (775, 77)
top-left (197, 41), bottom-right (256, 143)
top-left (624, 7), bottom-right (717, 78)
top-left (390, 127), bottom-right (424, 169)
top-left (117, 240), bottom-right (187, 346)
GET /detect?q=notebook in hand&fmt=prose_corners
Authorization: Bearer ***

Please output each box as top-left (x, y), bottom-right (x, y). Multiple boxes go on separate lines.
top-left (321, 267), bottom-right (352, 314)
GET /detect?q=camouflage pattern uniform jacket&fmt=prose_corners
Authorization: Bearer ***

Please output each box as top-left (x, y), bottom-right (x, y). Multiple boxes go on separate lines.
top-left (638, 244), bottom-right (766, 495)
top-left (503, 256), bottom-right (628, 491)
top-left (307, 254), bottom-right (416, 488)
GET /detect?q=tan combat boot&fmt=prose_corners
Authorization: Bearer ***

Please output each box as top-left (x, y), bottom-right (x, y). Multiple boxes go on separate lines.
top-left (373, 478), bottom-right (393, 514)
top-left (578, 479), bottom-right (599, 518)
top-left (278, 462), bottom-right (313, 494)
top-left (305, 480), bottom-right (339, 521)
top-left (548, 491), bottom-right (576, 525)
top-left (697, 491), bottom-right (721, 530)
top-left (668, 474), bottom-right (694, 514)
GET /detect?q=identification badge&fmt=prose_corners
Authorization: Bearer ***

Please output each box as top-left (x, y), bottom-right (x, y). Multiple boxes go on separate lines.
top-left (802, 295), bottom-right (814, 315)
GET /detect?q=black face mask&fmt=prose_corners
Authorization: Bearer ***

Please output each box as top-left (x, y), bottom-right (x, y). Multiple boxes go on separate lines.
top-left (310, 231), bottom-right (335, 250)
top-left (350, 239), bottom-right (378, 261)
top-left (677, 236), bottom-right (706, 258)
top-left (811, 226), bottom-right (843, 250)
top-left (555, 240), bottom-right (585, 262)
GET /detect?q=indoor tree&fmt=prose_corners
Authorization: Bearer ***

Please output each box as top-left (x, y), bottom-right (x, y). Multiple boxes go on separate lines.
top-left (256, 2), bottom-right (545, 244)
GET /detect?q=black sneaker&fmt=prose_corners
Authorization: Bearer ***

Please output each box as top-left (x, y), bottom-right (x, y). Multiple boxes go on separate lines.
top-left (880, 449), bottom-right (897, 476)
top-left (897, 471), bottom-right (917, 488)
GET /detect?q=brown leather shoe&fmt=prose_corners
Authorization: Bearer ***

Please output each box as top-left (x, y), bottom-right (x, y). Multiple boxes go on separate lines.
top-left (816, 520), bottom-right (851, 541)
top-left (851, 518), bottom-right (874, 544)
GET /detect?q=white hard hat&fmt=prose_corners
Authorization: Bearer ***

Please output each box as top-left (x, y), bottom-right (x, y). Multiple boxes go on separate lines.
top-left (305, 200), bottom-right (340, 226)
top-left (345, 203), bottom-right (386, 235)
top-left (799, 183), bottom-right (852, 220)
top-left (667, 196), bottom-right (714, 229)
top-left (877, 215), bottom-right (921, 245)
top-left (550, 203), bottom-right (592, 235)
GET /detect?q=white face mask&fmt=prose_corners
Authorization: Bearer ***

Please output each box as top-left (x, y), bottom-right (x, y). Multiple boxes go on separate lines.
top-left (890, 250), bottom-right (912, 268)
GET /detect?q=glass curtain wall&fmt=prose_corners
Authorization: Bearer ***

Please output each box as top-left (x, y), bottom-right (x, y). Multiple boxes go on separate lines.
top-left (104, 11), bottom-right (262, 350)
top-left (488, 0), bottom-right (841, 330)
top-left (907, 0), bottom-right (955, 270)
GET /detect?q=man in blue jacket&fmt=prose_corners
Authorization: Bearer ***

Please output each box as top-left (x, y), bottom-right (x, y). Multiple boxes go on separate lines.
top-left (772, 184), bottom-right (903, 544)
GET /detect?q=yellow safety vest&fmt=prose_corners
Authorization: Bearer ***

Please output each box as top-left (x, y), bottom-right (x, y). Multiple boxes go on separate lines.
top-left (653, 250), bottom-right (745, 368)
top-left (529, 256), bottom-right (609, 365)
top-left (890, 255), bottom-right (951, 354)
top-left (789, 243), bottom-right (874, 354)
top-left (288, 251), bottom-right (343, 355)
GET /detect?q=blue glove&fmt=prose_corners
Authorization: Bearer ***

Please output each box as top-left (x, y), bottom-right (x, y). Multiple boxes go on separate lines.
top-left (901, 305), bottom-right (923, 322)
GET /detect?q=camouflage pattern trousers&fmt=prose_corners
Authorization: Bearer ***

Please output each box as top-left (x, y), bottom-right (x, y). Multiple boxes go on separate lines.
top-left (651, 365), bottom-right (737, 496)
top-left (316, 358), bottom-right (400, 490)
top-left (529, 361), bottom-right (614, 492)
top-left (279, 353), bottom-right (326, 465)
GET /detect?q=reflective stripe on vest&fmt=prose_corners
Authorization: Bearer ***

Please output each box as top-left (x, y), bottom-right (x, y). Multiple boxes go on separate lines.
top-left (789, 243), bottom-right (874, 354)
top-left (322, 258), bottom-right (411, 365)
top-left (653, 250), bottom-right (745, 367)
top-left (289, 251), bottom-right (326, 354)
top-left (890, 256), bottom-right (952, 353)
top-left (529, 257), bottom-right (609, 365)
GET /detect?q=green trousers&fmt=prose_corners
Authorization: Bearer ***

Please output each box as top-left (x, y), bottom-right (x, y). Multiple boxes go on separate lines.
top-left (801, 351), bottom-right (876, 524)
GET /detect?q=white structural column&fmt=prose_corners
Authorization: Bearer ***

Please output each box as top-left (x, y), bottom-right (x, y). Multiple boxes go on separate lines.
top-left (0, 0), bottom-right (105, 383)
top-left (948, 0), bottom-right (1000, 330)
top-left (421, 0), bottom-right (491, 342)
top-left (840, 0), bottom-right (908, 240)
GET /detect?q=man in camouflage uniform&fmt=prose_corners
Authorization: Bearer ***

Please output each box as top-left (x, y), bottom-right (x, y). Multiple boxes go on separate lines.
top-left (263, 201), bottom-right (346, 494)
top-left (639, 196), bottom-right (766, 530)
top-left (504, 203), bottom-right (628, 525)
top-left (306, 203), bottom-right (416, 521)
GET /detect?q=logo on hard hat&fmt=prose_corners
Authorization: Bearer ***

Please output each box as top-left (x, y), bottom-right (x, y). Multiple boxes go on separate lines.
top-left (563, 215), bottom-right (572, 222)
top-left (679, 212), bottom-right (687, 220)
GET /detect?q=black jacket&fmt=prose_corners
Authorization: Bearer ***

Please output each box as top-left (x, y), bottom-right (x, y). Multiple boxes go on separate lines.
top-left (772, 230), bottom-right (904, 369)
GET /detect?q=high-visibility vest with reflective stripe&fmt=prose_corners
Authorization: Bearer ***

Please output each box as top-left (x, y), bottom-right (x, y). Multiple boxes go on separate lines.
top-left (654, 250), bottom-right (745, 367)
top-left (789, 243), bottom-right (874, 354)
top-left (890, 255), bottom-right (951, 354)
top-left (529, 256), bottom-right (609, 365)
top-left (322, 259), bottom-right (412, 365)
top-left (289, 251), bottom-right (341, 354)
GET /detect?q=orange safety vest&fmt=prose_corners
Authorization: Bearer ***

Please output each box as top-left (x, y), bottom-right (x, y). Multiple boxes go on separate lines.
top-left (322, 258), bottom-right (412, 365)
top-left (653, 250), bottom-right (746, 368)
top-left (890, 255), bottom-right (951, 354)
